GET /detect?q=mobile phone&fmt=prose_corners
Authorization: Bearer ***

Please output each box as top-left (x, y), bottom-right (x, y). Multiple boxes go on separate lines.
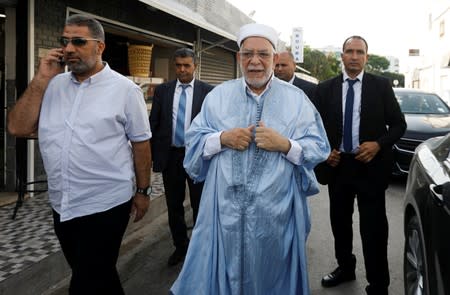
top-left (58, 57), bottom-right (65, 67)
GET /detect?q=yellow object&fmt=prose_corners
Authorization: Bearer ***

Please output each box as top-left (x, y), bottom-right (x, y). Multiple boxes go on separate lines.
top-left (128, 44), bottom-right (153, 77)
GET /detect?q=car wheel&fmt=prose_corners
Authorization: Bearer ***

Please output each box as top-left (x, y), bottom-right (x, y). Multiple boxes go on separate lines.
top-left (404, 215), bottom-right (428, 295)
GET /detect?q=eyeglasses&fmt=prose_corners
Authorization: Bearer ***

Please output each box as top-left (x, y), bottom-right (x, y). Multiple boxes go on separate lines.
top-left (58, 36), bottom-right (100, 47)
top-left (239, 51), bottom-right (272, 60)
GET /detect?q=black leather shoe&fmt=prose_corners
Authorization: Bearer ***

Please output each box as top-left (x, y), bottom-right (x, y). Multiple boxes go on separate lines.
top-left (167, 247), bottom-right (187, 266)
top-left (321, 267), bottom-right (356, 287)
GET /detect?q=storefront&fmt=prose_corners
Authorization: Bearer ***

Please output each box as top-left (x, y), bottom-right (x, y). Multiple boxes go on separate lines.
top-left (2, 0), bottom-right (250, 193)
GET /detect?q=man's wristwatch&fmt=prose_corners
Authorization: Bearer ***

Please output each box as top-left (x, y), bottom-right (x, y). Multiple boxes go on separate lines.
top-left (136, 186), bottom-right (152, 197)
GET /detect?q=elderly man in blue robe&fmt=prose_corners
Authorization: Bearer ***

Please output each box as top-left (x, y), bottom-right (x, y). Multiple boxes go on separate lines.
top-left (170, 23), bottom-right (330, 295)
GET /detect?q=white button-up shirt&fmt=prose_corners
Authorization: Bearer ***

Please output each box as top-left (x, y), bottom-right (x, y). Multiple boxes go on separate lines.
top-left (38, 64), bottom-right (151, 221)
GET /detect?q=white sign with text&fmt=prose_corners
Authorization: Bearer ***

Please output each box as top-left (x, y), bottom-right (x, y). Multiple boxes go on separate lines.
top-left (291, 27), bottom-right (304, 63)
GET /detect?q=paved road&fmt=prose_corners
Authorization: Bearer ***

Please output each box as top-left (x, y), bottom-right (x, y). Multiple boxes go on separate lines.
top-left (122, 176), bottom-right (407, 295)
top-left (306, 177), bottom-right (406, 295)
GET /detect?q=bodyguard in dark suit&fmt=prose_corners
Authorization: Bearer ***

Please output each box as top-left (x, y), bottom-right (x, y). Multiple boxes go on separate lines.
top-left (313, 36), bottom-right (406, 295)
top-left (275, 51), bottom-right (317, 100)
top-left (149, 48), bottom-right (213, 266)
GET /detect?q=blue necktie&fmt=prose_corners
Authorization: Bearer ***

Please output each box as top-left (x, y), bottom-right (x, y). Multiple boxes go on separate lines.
top-left (174, 84), bottom-right (189, 147)
top-left (344, 79), bottom-right (358, 152)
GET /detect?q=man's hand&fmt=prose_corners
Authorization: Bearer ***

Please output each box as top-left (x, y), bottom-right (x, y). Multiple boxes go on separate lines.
top-left (220, 125), bottom-right (255, 151)
top-left (326, 149), bottom-right (341, 167)
top-left (355, 141), bottom-right (380, 163)
top-left (36, 48), bottom-right (65, 80)
top-left (130, 140), bottom-right (151, 222)
top-left (131, 194), bottom-right (150, 222)
top-left (255, 121), bottom-right (291, 154)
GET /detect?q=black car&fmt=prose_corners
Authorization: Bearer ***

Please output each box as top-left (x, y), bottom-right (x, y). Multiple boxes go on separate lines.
top-left (393, 88), bottom-right (450, 175)
top-left (403, 133), bottom-right (450, 295)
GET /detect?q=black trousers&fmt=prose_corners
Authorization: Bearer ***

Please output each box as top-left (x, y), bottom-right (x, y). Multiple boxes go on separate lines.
top-left (162, 147), bottom-right (203, 249)
top-left (328, 155), bottom-right (390, 293)
top-left (53, 199), bottom-right (132, 295)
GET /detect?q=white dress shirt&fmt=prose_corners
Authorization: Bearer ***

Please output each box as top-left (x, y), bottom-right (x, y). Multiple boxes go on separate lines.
top-left (39, 64), bottom-right (151, 221)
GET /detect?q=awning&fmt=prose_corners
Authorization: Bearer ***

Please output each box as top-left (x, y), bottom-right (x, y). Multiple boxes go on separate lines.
top-left (296, 65), bottom-right (311, 74)
top-left (138, 0), bottom-right (236, 41)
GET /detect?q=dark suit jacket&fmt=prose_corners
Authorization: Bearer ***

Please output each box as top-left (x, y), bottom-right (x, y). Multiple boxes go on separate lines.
top-left (149, 79), bottom-right (213, 172)
top-left (293, 76), bottom-right (317, 101)
top-left (313, 73), bottom-right (406, 188)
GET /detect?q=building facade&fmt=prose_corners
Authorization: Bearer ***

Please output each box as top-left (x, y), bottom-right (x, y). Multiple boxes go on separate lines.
top-left (0, 0), bottom-right (252, 193)
top-left (405, 2), bottom-right (450, 103)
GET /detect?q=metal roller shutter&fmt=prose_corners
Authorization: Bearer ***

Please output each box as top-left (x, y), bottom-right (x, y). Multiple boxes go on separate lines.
top-left (199, 45), bottom-right (236, 86)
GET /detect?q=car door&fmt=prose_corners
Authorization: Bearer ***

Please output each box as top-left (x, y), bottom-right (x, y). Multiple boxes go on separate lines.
top-left (429, 159), bottom-right (450, 294)
top-left (419, 136), bottom-right (450, 295)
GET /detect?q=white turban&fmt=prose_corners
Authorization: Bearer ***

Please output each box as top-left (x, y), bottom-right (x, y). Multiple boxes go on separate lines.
top-left (237, 23), bottom-right (278, 50)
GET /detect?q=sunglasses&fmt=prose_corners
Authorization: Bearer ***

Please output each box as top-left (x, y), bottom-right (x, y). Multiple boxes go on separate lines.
top-left (58, 36), bottom-right (100, 47)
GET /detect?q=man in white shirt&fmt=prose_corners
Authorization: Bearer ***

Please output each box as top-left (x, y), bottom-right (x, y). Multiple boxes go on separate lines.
top-left (8, 14), bottom-right (151, 294)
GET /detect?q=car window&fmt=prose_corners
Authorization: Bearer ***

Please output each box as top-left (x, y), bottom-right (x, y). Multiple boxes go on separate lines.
top-left (395, 92), bottom-right (450, 114)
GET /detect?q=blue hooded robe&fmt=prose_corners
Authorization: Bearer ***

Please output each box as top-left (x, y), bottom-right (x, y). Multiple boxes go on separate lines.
top-left (170, 77), bottom-right (330, 295)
